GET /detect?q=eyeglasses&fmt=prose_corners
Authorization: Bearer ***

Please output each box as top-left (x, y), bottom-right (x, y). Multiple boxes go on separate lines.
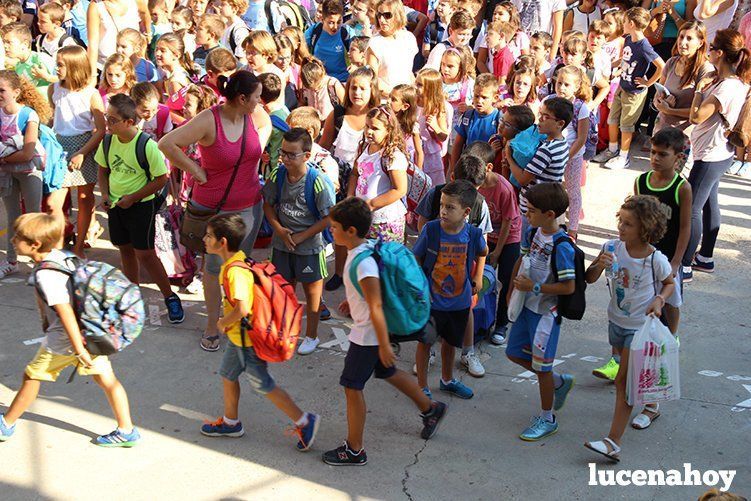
top-left (501, 120), bottom-right (518, 130)
top-left (105, 114), bottom-right (123, 125)
top-left (376, 11), bottom-right (393, 19)
top-left (280, 150), bottom-right (307, 159)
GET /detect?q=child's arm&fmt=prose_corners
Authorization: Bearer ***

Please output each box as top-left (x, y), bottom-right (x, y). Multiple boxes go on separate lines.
top-left (263, 200), bottom-right (296, 251)
top-left (477, 47), bottom-right (490, 74)
top-left (369, 168), bottom-right (407, 210)
top-left (292, 216), bottom-right (331, 245)
top-left (98, 166), bottom-right (111, 208)
top-left (504, 142), bottom-right (535, 185)
top-left (514, 275), bottom-right (575, 296)
top-left (426, 111), bottom-right (449, 142)
top-left (672, 181), bottom-right (693, 277)
top-left (570, 114), bottom-right (588, 158)
top-left (635, 57), bottom-right (665, 89)
top-left (591, 76), bottom-right (610, 110)
top-left (319, 110), bottom-right (336, 150)
top-left (413, 131), bottom-right (424, 169)
top-left (217, 299), bottom-right (251, 333)
top-left (69, 92), bottom-right (106, 171)
top-left (645, 274), bottom-right (675, 317)
top-left (360, 276), bottom-right (396, 367)
top-left (506, 254), bottom-right (523, 303)
top-left (487, 219), bottom-right (511, 265)
top-left (137, 0), bottom-right (152, 43)
top-left (585, 249), bottom-right (612, 284)
top-left (54, 303), bottom-right (94, 367)
top-left (472, 244), bottom-right (489, 295)
top-left (116, 175), bottom-right (168, 209)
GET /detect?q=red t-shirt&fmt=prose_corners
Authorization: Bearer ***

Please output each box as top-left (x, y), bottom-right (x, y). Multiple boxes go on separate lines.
top-left (479, 173), bottom-right (521, 245)
top-left (493, 45), bottom-right (515, 81)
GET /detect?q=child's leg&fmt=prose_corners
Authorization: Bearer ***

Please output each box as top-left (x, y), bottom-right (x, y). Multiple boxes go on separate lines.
top-left (461, 311), bottom-right (474, 354)
top-left (607, 346), bottom-right (632, 446)
top-left (344, 387), bottom-right (366, 451)
top-left (537, 371), bottom-right (554, 413)
top-left (134, 248), bottom-right (174, 298)
top-left (222, 378), bottom-right (241, 420)
top-left (3, 375), bottom-right (41, 425)
top-left (620, 130), bottom-right (634, 155)
top-left (384, 369), bottom-right (432, 413)
top-left (415, 341), bottom-right (432, 388)
top-left (664, 304), bottom-right (680, 335)
top-left (440, 342), bottom-right (456, 382)
top-left (72, 184), bottom-right (96, 257)
top-left (564, 157), bottom-right (584, 235)
top-left (45, 187), bottom-right (69, 222)
top-left (608, 123), bottom-right (620, 150)
top-left (93, 372), bottom-right (134, 431)
top-left (266, 387), bottom-right (304, 422)
top-left (117, 244), bottom-right (139, 284)
top-left (301, 280), bottom-right (323, 340)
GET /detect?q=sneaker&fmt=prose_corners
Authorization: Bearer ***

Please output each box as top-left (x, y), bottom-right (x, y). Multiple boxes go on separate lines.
top-left (592, 357), bottom-right (619, 381)
top-left (729, 160), bottom-right (745, 175)
top-left (553, 374), bottom-right (575, 411)
top-left (439, 378), bottom-right (474, 399)
top-left (0, 414), bottom-right (16, 441)
top-left (420, 401), bottom-right (448, 440)
top-left (95, 427), bottom-right (141, 447)
top-left (319, 302), bottom-right (331, 321)
top-left (325, 274), bottom-right (343, 291)
top-left (322, 441), bottom-right (368, 466)
top-left (592, 149), bottom-right (618, 164)
top-left (682, 266), bottom-right (693, 283)
top-left (422, 386), bottom-right (432, 399)
top-left (297, 336), bottom-right (320, 355)
top-left (461, 352), bottom-right (485, 377)
top-left (295, 413), bottom-right (320, 451)
top-left (200, 417), bottom-right (245, 437)
top-left (490, 325), bottom-right (507, 345)
top-left (0, 260), bottom-right (18, 279)
top-left (603, 155), bottom-right (630, 170)
top-left (738, 162), bottom-right (751, 178)
top-left (165, 294), bottom-right (185, 324)
top-left (519, 415), bottom-right (558, 441)
top-left (692, 257), bottom-right (715, 273)
top-left (412, 350), bottom-right (436, 375)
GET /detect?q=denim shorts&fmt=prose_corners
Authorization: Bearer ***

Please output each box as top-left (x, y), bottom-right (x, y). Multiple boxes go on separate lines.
top-left (608, 322), bottom-right (638, 350)
top-left (219, 343), bottom-right (276, 394)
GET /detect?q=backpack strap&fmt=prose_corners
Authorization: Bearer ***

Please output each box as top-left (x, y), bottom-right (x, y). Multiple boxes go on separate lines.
top-left (221, 259), bottom-right (252, 308)
top-left (58, 33), bottom-right (72, 48)
top-left (327, 78), bottom-right (340, 107)
top-left (332, 103), bottom-right (345, 135)
top-left (466, 224), bottom-right (481, 276)
top-left (469, 191), bottom-right (484, 226)
top-left (421, 220), bottom-right (441, 275)
top-left (429, 184), bottom-right (446, 221)
top-left (347, 245), bottom-right (374, 298)
top-left (340, 26), bottom-right (349, 50)
top-left (102, 134), bottom-right (113, 169)
top-left (155, 105), bottom-right (169, 138)
top-left (134, 132), bottom-right (153, 180)
top-left (274, 164), bottom-right (287, 207)
top-left (270, 114), bottom-right (291, 132)
top-left (310, 22), bottom-right (324, 53)
top-left (303, 166), bottom-right (322, 220)
top-left (17, 106), bottom-right (32, 134)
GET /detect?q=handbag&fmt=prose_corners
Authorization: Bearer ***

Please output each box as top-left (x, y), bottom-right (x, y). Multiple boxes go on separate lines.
top-left (180, 116), bottom-right (247, 254)
top-left (645, 9), bottom-right (667, 46)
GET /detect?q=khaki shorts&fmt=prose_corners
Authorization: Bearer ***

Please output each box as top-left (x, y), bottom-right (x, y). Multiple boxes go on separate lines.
top-left (607, 88), bottom-right (648, 133)
top-left (25, 347), bottom-right (113, 382)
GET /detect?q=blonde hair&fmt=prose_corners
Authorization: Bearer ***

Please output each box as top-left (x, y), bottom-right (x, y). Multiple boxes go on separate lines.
top-left (558, 65), bottom-right (592, 102)
top-left (100, 54), bottom-right (136, 93)
top-left (415, 68), bottom-right (445, 119)
top-left (130, 81), bottom-right (161, 105)
top-left (57, 45), bottom-right (91, 92)
top-left (185, 84), bottom-right (218, 113)
top-left (242, 30), bottom-right (278, 63)
top-left (0, 70), bottom-right (52, 123)
top-left (300, 56), bottom-right (327, 89)
top-left (625, 6), bottom-right (651, 31)
top-left (225, 0), bottom-right (250, 14)
top-left (12, 213), bottom-right (64, 252)
top-left (487, 20), bottom-right (515, 40)
top-left (287, 106), bottom-right (323, 138)
top-left (281, 26), bottom-right (310, 64)
top-left (39, 2), bottom-right (65, 24)
top-left (618, 195), bottom-right (668, 244)
top-left (391, 84), bottom-right (418, 138)
top-left (199, 14), bottom-right (225, 40)
top-left (117, 28), bottom-right (148, 58)
top-left (375, 0), bottom-right (407, 31)
top-left (205, 47), bottom-right (238, 74)
top-left (441, 46), bottom-right (475, 82)
top-left (1, 22), bottom-right (32, 45)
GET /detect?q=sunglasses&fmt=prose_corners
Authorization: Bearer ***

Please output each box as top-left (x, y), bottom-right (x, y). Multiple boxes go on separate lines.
top-left (376, 11), bottom-right (393, 19)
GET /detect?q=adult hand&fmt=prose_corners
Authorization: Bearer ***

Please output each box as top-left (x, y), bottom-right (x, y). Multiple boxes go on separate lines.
top-left (192, 167), bottom-right (208, 185)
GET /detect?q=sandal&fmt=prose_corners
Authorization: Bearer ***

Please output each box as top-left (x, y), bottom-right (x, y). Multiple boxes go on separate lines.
top-left (200, 334), bottom-right (220, 352)
top-left (631, 404), bottom-right (660, 430)
top-left (584, 437), bottom-right (621, 463)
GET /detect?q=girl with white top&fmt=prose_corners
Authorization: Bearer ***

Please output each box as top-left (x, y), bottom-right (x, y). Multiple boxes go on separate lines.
top-left (415, 68), bottom-right (452, 186)
top-left (86, 0), bottom-right (149, 75)
top-left (366, 0), bottom-right (418, 94)
top-left (48, 46), bottom-right (106, 258)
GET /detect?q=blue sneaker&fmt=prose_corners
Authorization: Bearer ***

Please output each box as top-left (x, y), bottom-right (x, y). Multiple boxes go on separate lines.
top-left (422, 387), bottom-right (432, 399)
top-left (319, 302), bottom-right (331, 321)
top-left (96, 427), bottom-right (141, 447)
top-left (519, 416), bottom-right (558, 441)
top-left (439, 379), bottom-right (473, 399)
top-left (165, 294), bottom-right (185, 324)
top-left (201, 417), bottom-right (245, 437)
top-left (554, 374), bottom-right (575, 411)
top-left (0, 414), bottom-right (16, 441)
top-left (295, 413), bottom-right (320, 451)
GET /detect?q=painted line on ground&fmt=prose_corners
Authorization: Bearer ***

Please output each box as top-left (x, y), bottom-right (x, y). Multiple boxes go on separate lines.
top-left (23, 336), bottom-right (45, 346)
top-left (319, 327), bottom-right (349, 351)
top-left (159, 403), bottom-right (214, 422)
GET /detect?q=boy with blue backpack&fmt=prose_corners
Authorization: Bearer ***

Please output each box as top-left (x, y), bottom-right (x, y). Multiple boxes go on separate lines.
top-left (0, 213), bottom-right (140, 447)
top-left (322, 197), bottom-right (447, 466)
top-left (262, 128), bottom-right (336, 356)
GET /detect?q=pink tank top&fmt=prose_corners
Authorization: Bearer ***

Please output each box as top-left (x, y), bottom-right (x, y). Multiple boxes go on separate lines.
top-left (193, 105), bottom-right (262, 210)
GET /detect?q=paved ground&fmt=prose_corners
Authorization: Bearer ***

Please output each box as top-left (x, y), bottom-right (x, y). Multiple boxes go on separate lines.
top-left (1, 145), bottom-right (750, 500)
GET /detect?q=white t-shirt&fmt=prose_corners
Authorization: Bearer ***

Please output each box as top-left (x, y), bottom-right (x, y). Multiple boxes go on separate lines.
top-left (51, 84), bottom-right (97, 136)
top-left (344, 242), bottom-right (381, 346)
top-left (524, 229), bottom-right (556, 314)
top-left (138, 112), bottom-right (174, 141)
top-left (367, 30), bottom-right (418, 93)
top-left (605, 240), bottom-right (672, 330)
top-left (691, 78), bottom-right (749, 162)
top-left (513, 0), bottom-right (567, 36)
top-left (33, 249), bottom-right (77, 355)
top-left (354, 147), bottom-right (408, 224)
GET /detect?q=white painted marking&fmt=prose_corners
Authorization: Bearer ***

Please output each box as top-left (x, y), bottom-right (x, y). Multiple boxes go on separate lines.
top-left (730, 407), bottom-right (746, 413)
top-left (23, 337), bottom-right (45, 346)
top-left (726, 375), bottom-right (751, 382)
top-left (698, 370), bottom-right (724, 377)
top-left (1, 278), bottom-right (23, 283)
top-left (580, 356), bottom-right (604, 363)
top-left (181, 301), bottom-right (198, 308)
top-left (516, 359), bottom-right (564, 378)
top-left (160, 404), bottom-right (213, 422)
top-left (561, 353), bottom-right (577, 359)
top-left (733, 384), bottom-right (751, 409)
top-left (149, 304), bottom-right (162, 326)
top-left (319, 327), bottom-right (349, 351)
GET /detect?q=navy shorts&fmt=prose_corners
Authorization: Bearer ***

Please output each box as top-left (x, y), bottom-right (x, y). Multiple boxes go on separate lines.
top-left (271, 248), bottom-right (328, 283)
top-left (219, 344), bottom-right (276, 394)
top-left (420, 309), bottom-right (469, 348)
top-left (339, 343), bottom-right (396, 390)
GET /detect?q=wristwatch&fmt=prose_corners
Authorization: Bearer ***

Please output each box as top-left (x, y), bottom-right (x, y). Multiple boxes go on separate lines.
top-left (533, 282), bottom-right (542, 296)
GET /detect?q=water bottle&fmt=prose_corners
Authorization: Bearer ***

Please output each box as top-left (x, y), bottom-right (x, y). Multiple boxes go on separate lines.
top-left (605, 241), bottom-right (618, 279)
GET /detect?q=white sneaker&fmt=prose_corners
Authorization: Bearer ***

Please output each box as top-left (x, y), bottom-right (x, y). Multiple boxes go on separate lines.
top-left (412, 350), bottom-right (436, 375)
top-left (186, 274), bottom-right (203, 295)
top-left (0, 260), bottom-right (18, 279)
top-left (603, 155), bottom-right (630, 170)
top-left (297, 336), bottom-right (320, 355)
top-left (461, 352), bottom-right (485, 377)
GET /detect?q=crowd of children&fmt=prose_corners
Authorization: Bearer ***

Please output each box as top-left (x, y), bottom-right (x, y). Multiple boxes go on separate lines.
top-left (0, 0), bottom-right (749, 469)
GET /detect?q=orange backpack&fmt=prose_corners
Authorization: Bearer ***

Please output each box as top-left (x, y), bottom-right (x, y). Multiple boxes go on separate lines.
top-left (222, 259), bottom-right (303, 362)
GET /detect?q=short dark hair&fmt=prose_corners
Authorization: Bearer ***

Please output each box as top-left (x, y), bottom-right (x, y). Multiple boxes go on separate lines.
top-left (525, 182), bottom-right (569, 217)
top-left (464, 141), bottom-right (495, 166)
top-left (329, 197), bottom-right (372, 238)
top-left (321, 0), bottom-right (344, 17)
top-left (441, 179), bottom-right (477, 209)
top-left (651, 126), bottom-right (687, 154)
top-left (350, 36), bottom-right (369, 52)
top-left (108, 94), bottom-right (137, 121)
top-left (258, 72), bottom-right (282, 103)
top-left (283, 127), bottom-right (313, 152)
top-left (453, 154), bottom-right (487, 187)
top-left (208, 213), bottom-right (246, 251)
top-left (506, 105), bottom-right (536, 131)
top-left (542, 97), bottom-right (574, 129)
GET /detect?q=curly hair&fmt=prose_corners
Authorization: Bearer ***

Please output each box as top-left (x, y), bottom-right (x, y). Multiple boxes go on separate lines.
top-left (363, 106), bottom-right (405, 167)
top-left (618, 195), bottom-right (668, 244)
top-left (0, 70), bottom-right (52, 124)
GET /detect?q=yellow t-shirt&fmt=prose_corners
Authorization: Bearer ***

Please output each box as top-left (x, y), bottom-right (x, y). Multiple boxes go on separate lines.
top-left (219, 251), bottom-right (254, 347)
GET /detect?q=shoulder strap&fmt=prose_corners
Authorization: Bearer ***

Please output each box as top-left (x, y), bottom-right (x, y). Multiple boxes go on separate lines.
top-left (304, 166), bottom-right (322, 220)
top-left (17, 106), bottom-right (32, 134)
top-left (216, 116), bottom-right (248, 211)
top-left (228, 25), bottom-right (237, 53)
top-left (340, 26), bottom-right (349, 48)
top-left (58, 33), bottom-right (72, 48)
top-left (333, 103), bottom-right (345, 132)
top-left (469, 191), bottom-right (484, 225)
top-left (135, 132), bottom-right (153, 180)
top-left (156, 105), bottom-right (169, 138)
top-left (466, 224), bottom-right (481, 272)
top-left (102, 134), bottom-right (113, 169)
top-left (221, 260), bottom-right (252, 307)
top-left (327, 78), bottom-right (340, 107)
top-left (310, 23), bottom-right (323, 52)
top-left (348, 246), bottom-right (373, 298)
top-left (422, 220), bottom-right (441, 274)
top-left (270, 114), bottom-right (291, 132)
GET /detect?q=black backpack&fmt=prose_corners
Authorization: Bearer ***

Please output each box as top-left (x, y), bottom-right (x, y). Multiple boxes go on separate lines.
top-left (102, 132), bottom-right (167, 205)
top-left (429, 183), bottom-right (485, 227)
top-left (531, 227), bottom-right (586, 323)
top-left (309, 22), bottom-right (350, 54)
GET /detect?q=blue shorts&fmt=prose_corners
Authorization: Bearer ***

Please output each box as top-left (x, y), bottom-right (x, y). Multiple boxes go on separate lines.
top-left (219, 343), bottom-right (276, 394)
top-left (608, 322), bottom-right (637, 350)
top-left (339, 343), bottom-right (396, 390)
top-left (505, 307), bottom-right (560, 372)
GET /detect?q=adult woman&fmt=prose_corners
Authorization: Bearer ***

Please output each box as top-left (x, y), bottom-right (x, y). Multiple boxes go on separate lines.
top-left (159, 71), bottom-right (271, 351)
top-left (693, 0), bottom-right (738, 45)
top-left (87, 0), bottom-right (151, 75)
top-left (684, 29), bottom-right (750, 278)
top-left (365, 0), bottom-right (418, 94)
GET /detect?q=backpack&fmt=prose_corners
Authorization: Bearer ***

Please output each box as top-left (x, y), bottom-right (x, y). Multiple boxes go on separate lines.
top-left (309, 22), bottom-right (350, 55)
top-left (726, 87), bottom-right (751, 149)
top-left (227, 24), bottom-right (251, 54)
top-left (421, 219), bottom-right (483, 285)
top-left (530, 227), bottom-right (587, 323)
top-left (155, 104), bottom-right (170, 139)
top-left (348, 239), bottom-right (431, 337)
top-left (222, 258), bottom-right (303, 362)
top-left (17, 106), bottom-right (68, 195)
top-left (265, 0), bottom-right (312, 34)
top-left (36, 32), bottom-right (85, 56)
top-left (102, 132), bottom-right (154, 180)
top-left (33, 252), bottom-right (145, 355)
top-left (270, 114), bottom-right (291, 133)
top-left (572, 97), bottom-right (599, 160)
top-left (154, 204), bottom-right (197, 284)
top-left (405, 161), bottom-right (432, 213)
top-left (429, 183), bottom-right (485, 227)
top-left (425, 19), bottom-right (444, 52)
top-left (274, 163), bottom-right (335, 244)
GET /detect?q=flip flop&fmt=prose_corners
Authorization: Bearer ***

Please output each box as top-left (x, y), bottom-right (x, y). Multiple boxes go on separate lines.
top-left (632, 405), bottom-right (661, 430)
top-left (200, 334), bottom-right (220, 352)
top-left (584, 437), bottom-right (621, 463)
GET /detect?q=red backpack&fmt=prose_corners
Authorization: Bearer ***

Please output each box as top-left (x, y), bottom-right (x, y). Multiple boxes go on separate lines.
top-left (222, 258), bottom-right (303, 362)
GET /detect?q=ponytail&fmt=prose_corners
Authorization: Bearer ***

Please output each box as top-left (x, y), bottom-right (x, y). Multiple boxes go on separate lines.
top-left (736, 48), bottom-right (751, 85)
top-left (218, 70), bottom-right (260, 101)
top-left (713, 29), bottom-right (751, 84)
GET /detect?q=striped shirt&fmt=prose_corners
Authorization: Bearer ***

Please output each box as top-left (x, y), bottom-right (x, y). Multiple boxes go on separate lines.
top-left (519, 137), bottom-right (569, 214)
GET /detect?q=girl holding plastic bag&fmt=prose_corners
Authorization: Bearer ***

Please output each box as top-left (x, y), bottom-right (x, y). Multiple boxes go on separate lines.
top-left (583, 195), bottom-right (676, 463)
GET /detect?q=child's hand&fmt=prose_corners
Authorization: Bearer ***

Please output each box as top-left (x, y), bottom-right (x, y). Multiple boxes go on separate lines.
top-left (337, 299), bottom-right (350, 316)
top-left (116, 193), bottom-right (137, 209)
top-left (426, 114), bottom-right (439, 131)
top-left (634, 77), bottom-right (650, 88)
top-left (216, 318), bottom-right (227, 333)
top-left (646, 296), bottom-right (665, 317)
top-left (486, 250), bottom-right (500, 267)
top-left (31, 65), bottom-right (54, 82)
top-left (457, 103), bottom-right (468, 114)
top-left (261, 151), bottom-right (271, 165)
top-left (513, 274), bottom-right (533, 292)
top-left (100, 195), bottom-right (112, 210)
top-left (378, 343), bottom-right (396, 368)
top-left (76, 349), bottom-right (94, 368)
top-left (490, 135), bottom-right (503, 152)
top-left (500, 98), bottom-right (514, 108)
top-left (276, 227), bottom-right (296, 251)
top-left (291, 231), bottom-right (307, 245)
top-left (598, 251), bottom-right (614, 269)
top-left (68, 153), bottom-right (84, 171)
top-left (504, 141), bottom-right (513, 159)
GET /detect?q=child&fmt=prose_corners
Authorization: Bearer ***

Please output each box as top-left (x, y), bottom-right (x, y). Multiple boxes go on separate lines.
top-left (347, 36), bottom-right (369, 74)
top-left (274, 34), bottom-right (300, 110)
top-left (48, 46), bottom-right (105, 258)
top-left (55, 0), bottom-right (87, 47)
top-left (148, 0), bottom-right (172, 40)
top-left (322, 197), bottom-right (447, 465)
top-left (505, 182), bottom-right (576, 441)
top-left (287, 106), bottom-right (340, 194)
top-left (201, 47), bottom-right (238, 102)
top-left (262, 128), bottom-right (336, 355)
top-left (584, 195), bottom-right (675, 461)
top-left (450, 73), bottom-right (501, 172)
top-left (171, 5), bottom-right (197, 56)
top-left (0, 213), bottom-right (141, 446)
top-left (602, 9), bottom-right (625, 72)
top-left (243, 30), bottom-right (286, 85)
top-left (529, 31), bottom-right (553, 88)
top-left (2, 22), bottom-right (56, 94)
top-left (345, 0), bottom-right (373, 38)
top-left (422, 0), bottom-right (453, 59)
top-left (155, 33), bottom-right (195, 118)
top-left (595, 7), bottom-right (664, 170)
top-left (440, 45), bottom-right (474, 158)
top-left (218, 0), bottom-right (250, 65)
top-left (389, 84), bottom-right (423, 168)
top-left (200, 212), bottom-right (320, 450)
top-left (94, 94), bottom-right (184, 323)
top-left (193, 14), bottom-right (225, 74)
top-left (299, 56), bottom-right (345, 123)
top-left (35, 2), bottom-right (78, 59)
top-left (426, 9), bottom-right (474, 70)
top-left (189, 0), bottom-right (211, 26)
top-left (305, 0), bottom-right (350, 83)
top-left (482, 21), bottom-right (516, 85)
top-left (99, 54), bottom-right (136, 108)
top-left (131, 82), bottom-right (174, 140)
top-left (177, 84), bottom-right (217, 204)
top-left (499, 67), bottom-right (540, 118)
top-left (281, 26), bottom-right (311, 68)
top-left (116, 29), bottom-right (158, 83)
top-left (413, 179), bottom-right (488, 398)
top-left (258, 72), bottom-right (290, 175)
top-left (493, 104), bottom-right (536, 185)
top-left (416, 68), bottom-right (452, 185)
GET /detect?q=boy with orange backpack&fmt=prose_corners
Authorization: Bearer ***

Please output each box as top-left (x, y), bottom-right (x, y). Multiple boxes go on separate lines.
top-left (199, 213), bottom-right (320, 451)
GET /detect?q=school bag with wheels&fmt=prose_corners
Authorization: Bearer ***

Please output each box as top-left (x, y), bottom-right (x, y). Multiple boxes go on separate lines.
top-left (222, 258), bottom-right (303, 362)
top-left (348, 239), bottom-right (431, 338)
top-left (33, 252), bottom-right (145, 355)
top-left (154, 204), bottom-right (197, 286)
top-left (274, 163), bottom-right (335, 244)
top-left (265, 0), bottom-right (312, 34)
top-left (17, 106), bottom-right (68, 195)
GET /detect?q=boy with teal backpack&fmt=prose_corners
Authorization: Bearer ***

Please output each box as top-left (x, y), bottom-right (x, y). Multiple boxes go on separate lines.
top-left (322, 197), bottom-right (447, 466)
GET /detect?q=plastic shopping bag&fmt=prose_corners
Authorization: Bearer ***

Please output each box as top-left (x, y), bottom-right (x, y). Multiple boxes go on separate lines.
top-left (626, 316), bottom-right (680, 407)
top-left (508, 256), bottom-right (531, 323)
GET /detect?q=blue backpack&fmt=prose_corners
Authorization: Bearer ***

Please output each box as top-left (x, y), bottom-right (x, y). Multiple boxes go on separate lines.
top-left (348, 239), bottom-right (431, 337)
top-left (274, 163), bottom-right (335, 244)
top-left (17, 106), bottom-right (68, 195)
top-left (421, 220), bottom-right (483, 282)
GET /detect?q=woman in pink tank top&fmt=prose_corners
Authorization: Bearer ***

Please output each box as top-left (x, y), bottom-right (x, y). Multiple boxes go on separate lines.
top-left (159, 70), bottom-right (271, 351)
